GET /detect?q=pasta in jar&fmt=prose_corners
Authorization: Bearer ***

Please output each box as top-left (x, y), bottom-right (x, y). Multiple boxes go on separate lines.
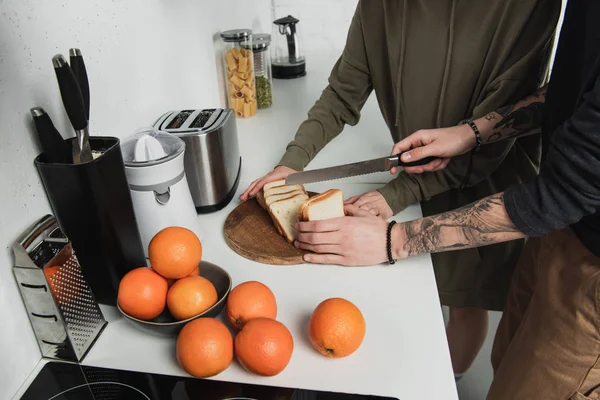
top-left (220, 29), bottom-right (257, 118)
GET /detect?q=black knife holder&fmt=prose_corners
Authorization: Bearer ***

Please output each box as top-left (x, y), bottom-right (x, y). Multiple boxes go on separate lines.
top-left (34, 137), bottom-right (146, 306)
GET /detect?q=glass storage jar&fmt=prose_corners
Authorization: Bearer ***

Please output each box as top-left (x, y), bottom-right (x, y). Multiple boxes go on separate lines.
top-left (220, 29), bottom-right (257, 118)
top-left (243, 33), bottom-right (272, 109)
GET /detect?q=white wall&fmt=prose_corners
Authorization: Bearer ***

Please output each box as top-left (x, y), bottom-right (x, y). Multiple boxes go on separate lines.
top-left (271, 0), bottom-right (358, 56)
top-left (0, 1), bottom-right (269, 398)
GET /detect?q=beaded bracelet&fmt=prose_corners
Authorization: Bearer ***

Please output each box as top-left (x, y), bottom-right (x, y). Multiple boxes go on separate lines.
top-left (463, 119), bottom-right (482, 153)
top-left (387, 221), bottom-right (397, 264)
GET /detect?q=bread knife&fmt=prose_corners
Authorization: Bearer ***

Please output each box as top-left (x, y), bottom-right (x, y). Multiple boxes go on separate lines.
top-left (284, 153), bottom-right (437, 185)
top-left (52, 54), bottom-right (93, 164)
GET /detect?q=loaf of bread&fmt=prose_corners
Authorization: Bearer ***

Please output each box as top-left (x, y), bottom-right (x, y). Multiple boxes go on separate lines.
top-left (256, 182), bottom-right (344, 243)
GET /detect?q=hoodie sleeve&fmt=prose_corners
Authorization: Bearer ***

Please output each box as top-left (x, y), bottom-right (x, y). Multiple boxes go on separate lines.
top-left (504, 71), bottom-right (600, 236)
top-left (378, 0), bottom-right (560, 213)
top-left (277, 3), bottom-right (373, 171)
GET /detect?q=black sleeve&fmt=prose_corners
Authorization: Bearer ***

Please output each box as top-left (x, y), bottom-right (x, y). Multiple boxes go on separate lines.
top-left (504, 71), bottom-right (600, 236)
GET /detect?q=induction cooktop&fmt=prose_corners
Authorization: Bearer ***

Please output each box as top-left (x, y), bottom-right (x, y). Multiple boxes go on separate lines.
top-left (20, 361), bottom-right (399, 400)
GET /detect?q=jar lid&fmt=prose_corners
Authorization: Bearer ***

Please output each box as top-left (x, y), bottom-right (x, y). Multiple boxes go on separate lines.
top-left (241, 33), bottom-right (271, 51)
top-left (220, 29), bottom-right (252, 42)
top-left (121, 127), bottom-right (185, 166)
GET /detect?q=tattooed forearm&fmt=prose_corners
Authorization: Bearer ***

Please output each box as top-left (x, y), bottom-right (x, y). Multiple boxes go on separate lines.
top-left (395, 193), bottom-right (525, 258)
top-left (483, 86), bottom-right (547, 144)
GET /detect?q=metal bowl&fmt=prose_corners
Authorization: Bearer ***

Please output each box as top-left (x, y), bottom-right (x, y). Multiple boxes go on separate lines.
top-left (117, 260), bottom-right (232, 337)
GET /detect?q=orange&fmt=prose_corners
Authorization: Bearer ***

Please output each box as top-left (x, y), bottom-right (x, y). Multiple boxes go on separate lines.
top-left (149, 227), bottom-right (202, 279)
top-left (234, 318), bottom-right (294, 376)
top-left (309, 298), bottom-right (366, 358)
top-left (226, 281), bottom-right (277, 330)
top-left (118, 267), bottom-right (168, 320)
top-left (177, 318), bottom-right (233, 378)
top-left (167, 275), bottom-right (218, 320)
top-left (166, 266), bottom-right (199, 288)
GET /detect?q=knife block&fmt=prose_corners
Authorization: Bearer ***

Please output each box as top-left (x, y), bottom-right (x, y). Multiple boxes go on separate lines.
top-left (34, 137), bottom-right (146, 305)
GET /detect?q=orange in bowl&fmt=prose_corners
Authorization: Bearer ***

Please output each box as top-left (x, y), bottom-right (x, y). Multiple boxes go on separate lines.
top-left (118, 267), bottom-right (168, 320)
top-left (167, 275), bottom-right (218, 320)
top-left (166, 266), bottom-right (200, 288)
top-left (149, 227), bottom-right (202, 279)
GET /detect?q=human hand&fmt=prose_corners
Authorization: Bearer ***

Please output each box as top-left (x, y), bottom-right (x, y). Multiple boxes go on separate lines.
top-left (240, 166), bottom-right (297, 201)
top-left (344, 191), bottom-right (393, 219)
top-left (294, 205), bottom-right (389, 266)
top-left (390, 124), bottom-right (475, 174)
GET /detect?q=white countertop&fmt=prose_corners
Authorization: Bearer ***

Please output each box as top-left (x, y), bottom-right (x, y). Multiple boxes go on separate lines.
top-left (12, 56), bottom-right (458, 400)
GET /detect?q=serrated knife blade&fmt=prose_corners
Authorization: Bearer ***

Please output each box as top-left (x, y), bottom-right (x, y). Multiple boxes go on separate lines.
top-left (285, 153), bottom-right (437, 185)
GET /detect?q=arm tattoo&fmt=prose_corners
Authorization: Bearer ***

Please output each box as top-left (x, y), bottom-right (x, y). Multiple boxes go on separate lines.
top-left (484, 112), bottom-right (497, 121)
top-left (484, 86), bottom-right (548, 144)
top-left (401, 193), bottom-right (523, 257)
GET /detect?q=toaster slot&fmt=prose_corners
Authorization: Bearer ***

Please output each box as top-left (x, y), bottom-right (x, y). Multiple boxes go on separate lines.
top-left (190, 109), bottom-right (217, 128)
top-left (166, 110), bottom-right (195, 129)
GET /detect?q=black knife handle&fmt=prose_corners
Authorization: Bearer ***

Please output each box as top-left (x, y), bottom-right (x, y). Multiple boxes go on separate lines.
top-left (31, 107), bottom-right (71, 164)
top-left (393, 153), bottom-right (439, 168)
top-left (69, 48), bottom-right (90, 120)
top-left (52, 54), bottom-right (87, 131)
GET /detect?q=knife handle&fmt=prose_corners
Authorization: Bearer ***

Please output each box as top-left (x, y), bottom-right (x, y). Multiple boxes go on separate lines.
top-left (31, 107), bottom-right (71, 164)
top-left (391, 153), bottom-right (438, 168)
top-left (52, 54), bottom-right (87, 131)
top-left (69, 48), bottom-right (90, 120)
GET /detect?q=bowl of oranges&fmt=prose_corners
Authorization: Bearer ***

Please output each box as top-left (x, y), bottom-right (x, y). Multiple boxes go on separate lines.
top-left (117, 227), bottom-right (232, 337)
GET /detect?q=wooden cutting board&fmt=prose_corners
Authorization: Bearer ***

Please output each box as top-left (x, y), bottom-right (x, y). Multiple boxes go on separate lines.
top-left (224, 193), bottom-right (316, 265)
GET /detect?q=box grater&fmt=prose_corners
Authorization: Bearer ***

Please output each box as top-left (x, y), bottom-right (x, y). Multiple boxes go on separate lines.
top-left (12, 214), bottom-right (107, 362)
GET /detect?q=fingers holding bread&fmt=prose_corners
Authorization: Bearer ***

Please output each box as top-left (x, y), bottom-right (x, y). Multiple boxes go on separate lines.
top-left (344, 204), bottom-right (373, 218)
top-left (240, 166), bottom-right (297, 201)
top-left (255, 184), bottom-right (346, 244)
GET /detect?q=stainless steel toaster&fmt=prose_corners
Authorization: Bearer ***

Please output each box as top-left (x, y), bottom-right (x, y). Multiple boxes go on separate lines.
top-left (153, 108), bottom-right (241, 213)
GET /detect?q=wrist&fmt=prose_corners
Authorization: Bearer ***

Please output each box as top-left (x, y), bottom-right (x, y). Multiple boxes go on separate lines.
top-left (459, 119), bottom-right (482, 153)
top-left (458, 123), bottom-right (478, 152)
top-left (391, 223), bottom-right (409, 260)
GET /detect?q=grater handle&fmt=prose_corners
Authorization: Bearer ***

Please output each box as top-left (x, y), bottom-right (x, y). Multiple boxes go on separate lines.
top-left (16, 214), bottom-right (57, 249)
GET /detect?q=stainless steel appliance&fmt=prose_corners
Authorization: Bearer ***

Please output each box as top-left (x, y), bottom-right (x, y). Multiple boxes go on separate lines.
top-left (153, 108), bottom-right (241, 213)
top-left (12, 215), bottom-right (107, 362)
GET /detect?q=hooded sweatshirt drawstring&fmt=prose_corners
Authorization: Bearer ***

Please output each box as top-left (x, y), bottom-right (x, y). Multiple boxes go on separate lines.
top-left (394, 0), bottom-right (408, 134)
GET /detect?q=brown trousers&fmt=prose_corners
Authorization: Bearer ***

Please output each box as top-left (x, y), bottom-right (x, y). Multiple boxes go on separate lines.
top-left (488, 228), bottom-right (600, 400)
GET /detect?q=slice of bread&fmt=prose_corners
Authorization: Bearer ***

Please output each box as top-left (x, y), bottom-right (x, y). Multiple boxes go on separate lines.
top-left (256, 190), bottom-right (267, 210)
top-left (263, 179), bottom-right (286, 191)
top-left (299, 189), bottom-right (345, 221)
top-left (265, 189), bottom-right (305, 207)
top-left (264, 184), bottom-right (305, 198)
top-left (268, 193), bottom-right (309, 243)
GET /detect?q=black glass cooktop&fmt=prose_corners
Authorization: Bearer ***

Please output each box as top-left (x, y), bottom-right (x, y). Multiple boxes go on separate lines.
top-left (21, 361), bottom-right (399, 400)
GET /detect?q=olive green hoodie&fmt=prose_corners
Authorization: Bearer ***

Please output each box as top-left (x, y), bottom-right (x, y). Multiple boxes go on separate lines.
top-left (277, 0), bottom-right (561, 310)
